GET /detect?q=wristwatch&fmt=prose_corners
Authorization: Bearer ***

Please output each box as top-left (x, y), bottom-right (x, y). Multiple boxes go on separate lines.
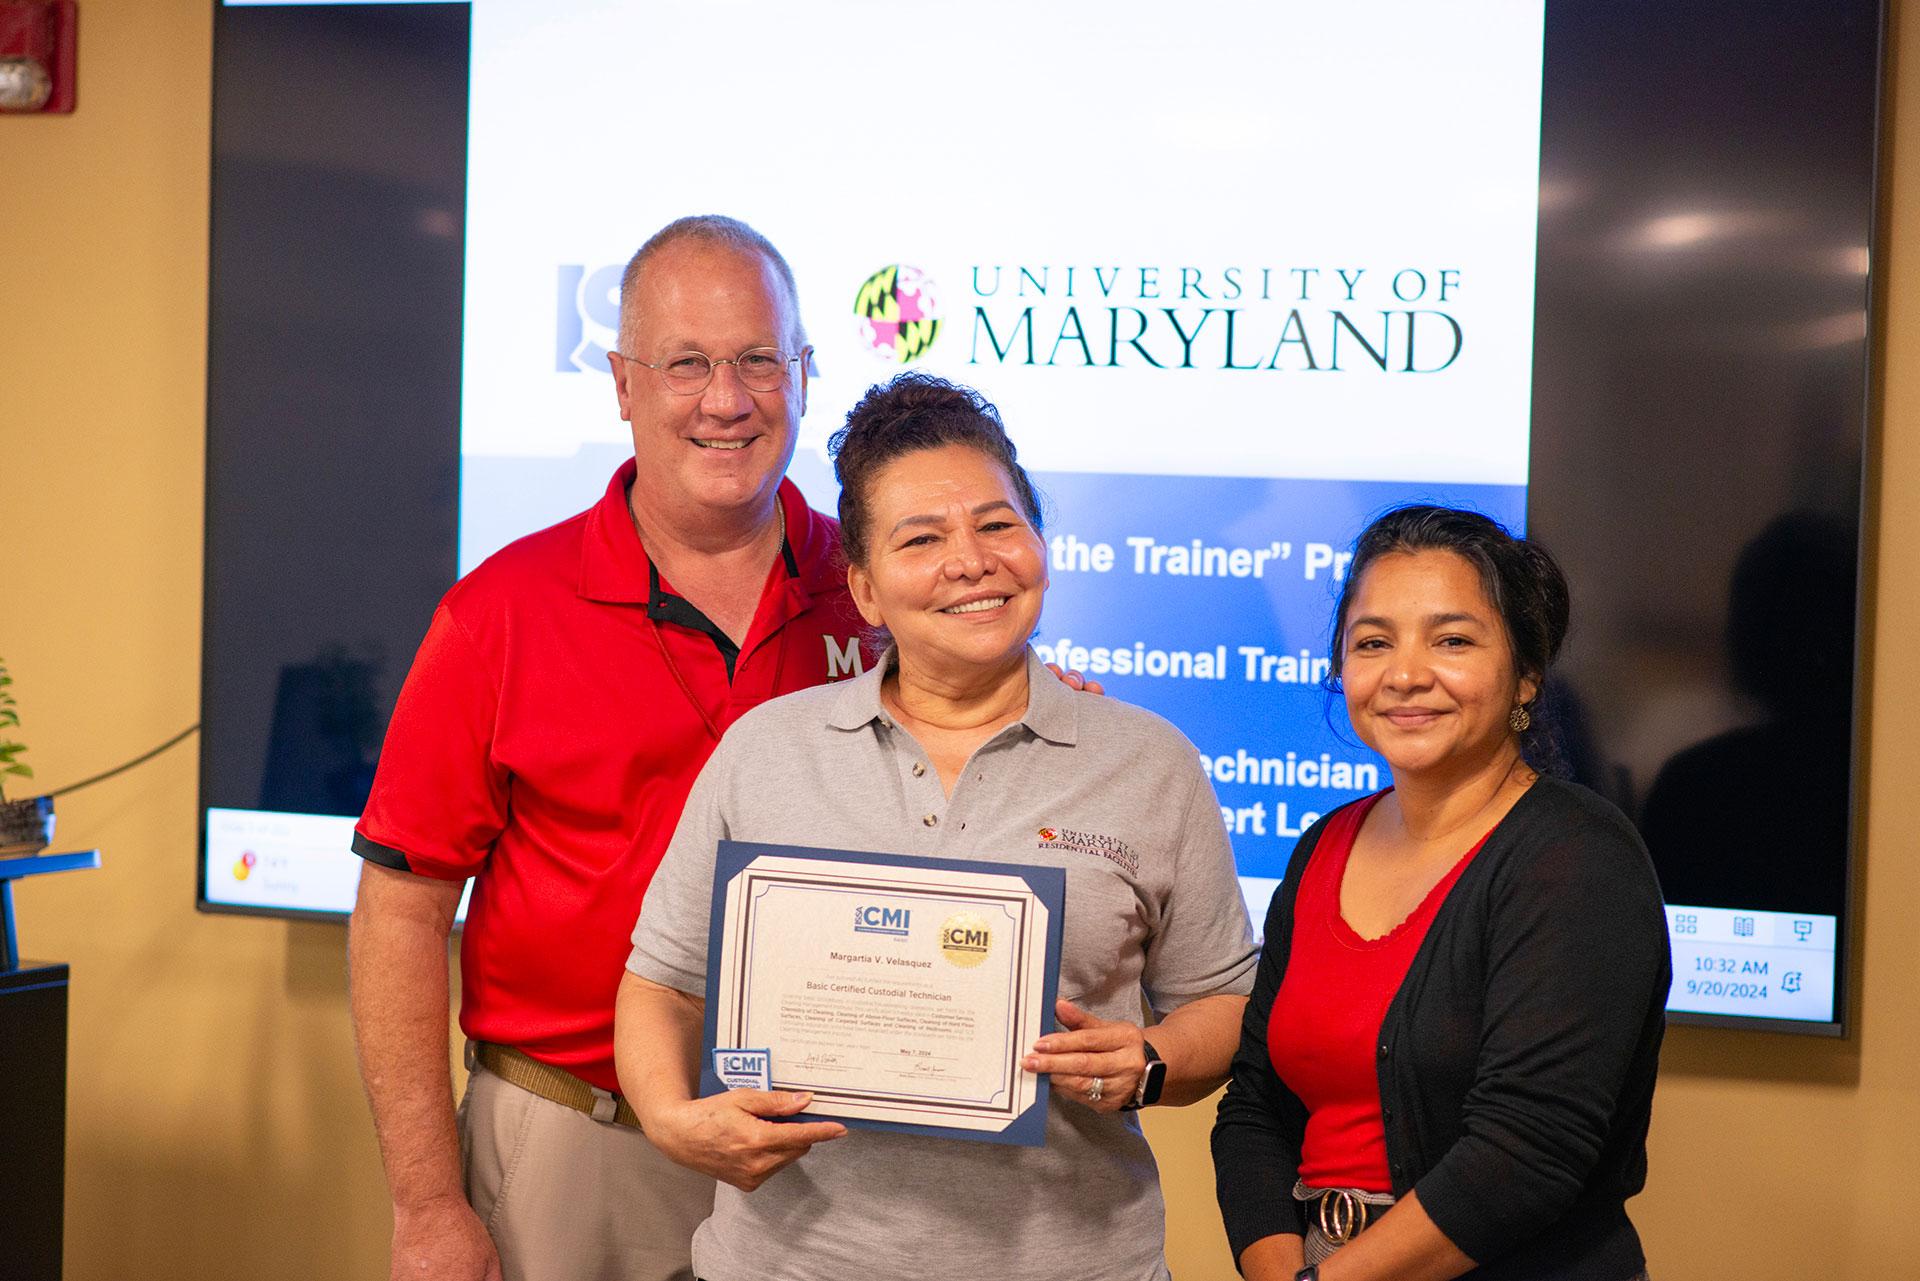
top-left (1293, 1268), bottom-right (1319, 1281)
top-left (1123, 1040), bottom-right (1166, 1110)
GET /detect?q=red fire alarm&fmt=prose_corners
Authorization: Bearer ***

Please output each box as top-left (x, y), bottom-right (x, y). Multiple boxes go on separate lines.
top-left (0, 2), bottom-right (76, 114)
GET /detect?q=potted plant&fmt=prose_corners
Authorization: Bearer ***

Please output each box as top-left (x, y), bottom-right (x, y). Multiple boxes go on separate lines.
top-left (0, 658), bottom-right (53, 856)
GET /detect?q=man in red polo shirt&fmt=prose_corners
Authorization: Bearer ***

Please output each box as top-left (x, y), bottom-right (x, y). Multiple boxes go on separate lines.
top-left (347, 217), bottom-right (864, 1281)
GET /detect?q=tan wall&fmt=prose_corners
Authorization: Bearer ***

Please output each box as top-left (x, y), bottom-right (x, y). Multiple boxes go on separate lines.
top-left (2, 1), bottom-right (1915, 1277)
top-left (2, 3), bottom-right (397, 1276)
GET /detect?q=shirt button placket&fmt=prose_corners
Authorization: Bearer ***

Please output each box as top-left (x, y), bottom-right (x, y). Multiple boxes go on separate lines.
top-left (907, 752), bottom-right (941, 844)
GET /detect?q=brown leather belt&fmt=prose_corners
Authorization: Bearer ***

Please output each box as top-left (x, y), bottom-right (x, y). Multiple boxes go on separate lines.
top-left (470, 1041), bottom-right (642, 1129)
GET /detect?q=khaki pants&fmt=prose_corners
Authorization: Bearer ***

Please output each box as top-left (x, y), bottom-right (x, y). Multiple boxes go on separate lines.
top-left (460, 1060), bottom-right (716, 1281)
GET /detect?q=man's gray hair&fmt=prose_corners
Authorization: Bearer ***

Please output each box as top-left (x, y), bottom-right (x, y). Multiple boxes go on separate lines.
top-left (617, 214), bottom-right (807, 355)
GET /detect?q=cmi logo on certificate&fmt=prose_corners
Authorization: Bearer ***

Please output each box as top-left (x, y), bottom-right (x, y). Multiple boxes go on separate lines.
top-left (853, 904), bottom-right (912, 937)
top-left (939, 912), bottom-right (992, 968)
top-left (713, 1049), bottom-right (773, 1091)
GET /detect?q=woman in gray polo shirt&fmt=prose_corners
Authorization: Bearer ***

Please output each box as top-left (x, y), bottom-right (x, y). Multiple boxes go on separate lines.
top-left (616, 372), bottom-right (1257, 1281)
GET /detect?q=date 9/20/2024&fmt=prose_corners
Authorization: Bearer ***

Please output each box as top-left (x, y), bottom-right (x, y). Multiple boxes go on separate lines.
top-left (1686, 954), bottom-right (1776, 1002)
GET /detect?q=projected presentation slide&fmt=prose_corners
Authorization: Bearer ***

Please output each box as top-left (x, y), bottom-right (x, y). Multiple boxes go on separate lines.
top-left (207, 0), bottom-right (1842, 1027)
top-left (456, 0), bottom-right (1540, 908)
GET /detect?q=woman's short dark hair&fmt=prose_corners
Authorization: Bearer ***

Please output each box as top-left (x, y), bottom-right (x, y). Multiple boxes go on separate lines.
top-left (828, 373), bottom-right (1045, 567)
top-left (1329, 505), bottom-right (1571, 759)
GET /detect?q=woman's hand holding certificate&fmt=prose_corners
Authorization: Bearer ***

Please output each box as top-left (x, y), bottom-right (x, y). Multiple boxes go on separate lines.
top-left (646, 1088), bottom-right (847, 1193)
top-left (616, 977), bottom-right (848, 1192)
top-left (1023, 999), bottom-right (1152, 1115)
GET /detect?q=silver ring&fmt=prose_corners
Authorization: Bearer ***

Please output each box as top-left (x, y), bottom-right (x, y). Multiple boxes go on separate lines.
top-left (1087, 1076), bottom-right (1104, 1103)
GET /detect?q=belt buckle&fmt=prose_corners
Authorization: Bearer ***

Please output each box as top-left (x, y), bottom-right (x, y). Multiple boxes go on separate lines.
top-left (1317, 1189), bottom-right (1370, 1245)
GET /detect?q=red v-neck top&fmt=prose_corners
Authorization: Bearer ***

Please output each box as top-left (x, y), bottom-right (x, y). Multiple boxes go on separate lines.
top-left (1266, 790), bottom-right (1488, 1192)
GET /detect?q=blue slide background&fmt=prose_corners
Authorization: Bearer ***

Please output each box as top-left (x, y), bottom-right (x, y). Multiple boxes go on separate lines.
top-left (1031, 471), bottom-right (1527, 881)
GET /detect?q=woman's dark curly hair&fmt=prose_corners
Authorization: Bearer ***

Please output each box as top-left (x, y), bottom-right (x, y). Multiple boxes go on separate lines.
top-left (828, 372), bottom-right (1045, 567)
top-left (1328, 505), bottom-right (1571, 766)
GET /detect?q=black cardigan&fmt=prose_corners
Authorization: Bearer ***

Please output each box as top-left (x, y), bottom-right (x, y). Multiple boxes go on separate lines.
top-left (1211, 777), bottom-right (1670, 1281)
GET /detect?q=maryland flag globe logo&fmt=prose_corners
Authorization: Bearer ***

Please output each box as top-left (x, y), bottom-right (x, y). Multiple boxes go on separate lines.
top-left (854, 264), bottom-right (941, 363)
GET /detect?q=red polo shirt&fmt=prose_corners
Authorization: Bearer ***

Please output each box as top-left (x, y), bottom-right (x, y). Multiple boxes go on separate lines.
top-left (353, 461), bottom-right (864, 1091)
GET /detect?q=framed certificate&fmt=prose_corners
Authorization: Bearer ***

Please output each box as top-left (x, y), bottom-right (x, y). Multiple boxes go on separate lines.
top-left (701, 841), bottom-right (1066, 1147)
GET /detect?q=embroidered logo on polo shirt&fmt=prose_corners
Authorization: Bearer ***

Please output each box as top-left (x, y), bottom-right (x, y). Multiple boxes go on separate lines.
top-left (1036, 826), bottom-right (1139, 876)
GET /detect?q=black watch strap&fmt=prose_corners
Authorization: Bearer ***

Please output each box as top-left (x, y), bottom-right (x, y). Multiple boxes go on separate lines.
top-left (1123, 1040), bottom-right (1166, 1110)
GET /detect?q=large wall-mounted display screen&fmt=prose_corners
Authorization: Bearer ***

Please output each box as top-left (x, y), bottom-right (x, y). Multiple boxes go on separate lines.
top-left (203, 0), bottom-right (1879, 1036)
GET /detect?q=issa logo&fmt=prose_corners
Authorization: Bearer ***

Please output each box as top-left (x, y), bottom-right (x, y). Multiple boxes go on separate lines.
top-left (554, 263), bottom-right (622, 374)
top-left (854, 264), bottom-right (941, 364)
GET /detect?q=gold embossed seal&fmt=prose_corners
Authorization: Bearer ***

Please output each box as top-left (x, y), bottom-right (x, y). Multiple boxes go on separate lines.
top-left (938, 911), bottom-right (992, 968)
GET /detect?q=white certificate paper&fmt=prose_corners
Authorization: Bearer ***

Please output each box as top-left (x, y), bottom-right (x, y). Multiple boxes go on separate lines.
top-left (703, 842), bottom-right (1066, 1146)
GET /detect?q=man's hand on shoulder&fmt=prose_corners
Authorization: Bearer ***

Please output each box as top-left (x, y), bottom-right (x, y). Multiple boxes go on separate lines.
top-left (648, 1089), bottom-right (847, 1192)
top-left (1044, 663), bottom-right (1106, 697)
top-left (391, 1194), bottom-right (501, 1281)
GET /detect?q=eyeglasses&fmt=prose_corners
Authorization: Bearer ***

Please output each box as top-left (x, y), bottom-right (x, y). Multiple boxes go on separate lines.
top-left (619, 346), bottom-right (807, 395)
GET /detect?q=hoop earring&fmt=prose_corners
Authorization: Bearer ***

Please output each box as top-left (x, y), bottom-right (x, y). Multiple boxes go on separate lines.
top-left (1509, 704), bottom-right (1532, 733)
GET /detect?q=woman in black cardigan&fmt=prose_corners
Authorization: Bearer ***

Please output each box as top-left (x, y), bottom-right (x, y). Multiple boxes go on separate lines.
top-left (1212, 506), bottom-right (1669, 1281)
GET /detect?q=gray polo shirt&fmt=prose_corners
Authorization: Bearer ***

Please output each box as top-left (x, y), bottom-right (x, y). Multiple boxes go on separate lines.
top-left (628, 647), bottom-right (1256, 1281)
